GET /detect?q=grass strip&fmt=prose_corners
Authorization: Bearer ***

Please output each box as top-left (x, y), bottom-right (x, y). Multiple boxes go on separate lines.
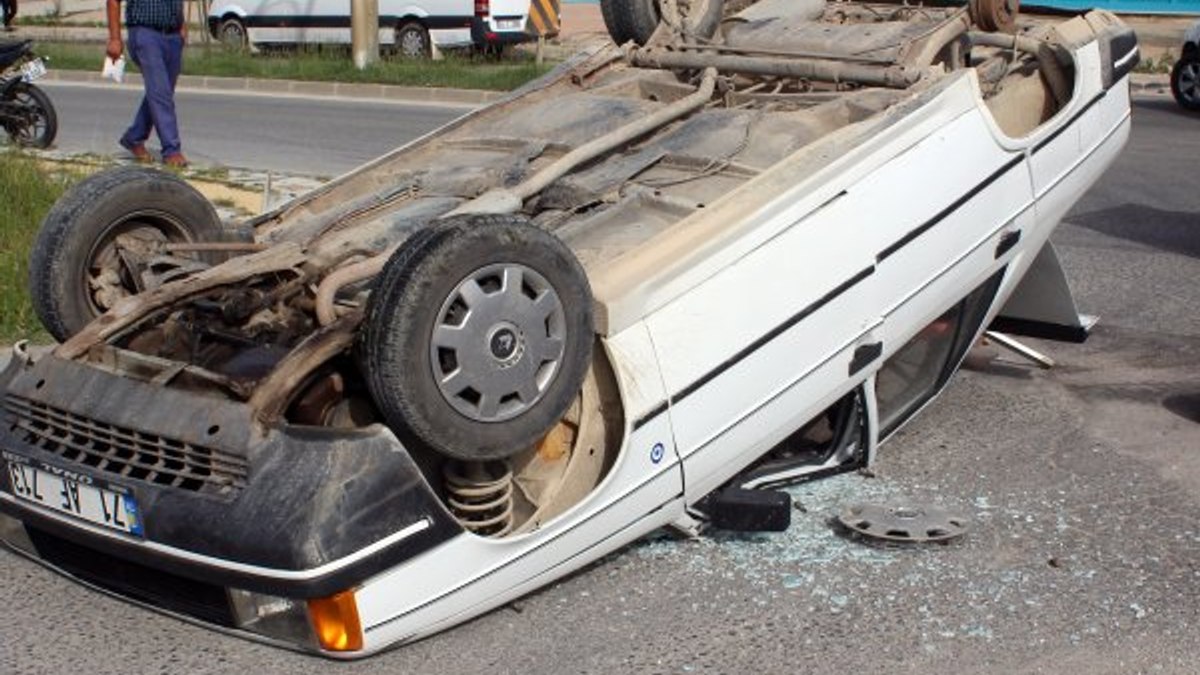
top-left (37, 42), bottom-right (553, 91)
top-left (0, 152), bottom-right (77, 344)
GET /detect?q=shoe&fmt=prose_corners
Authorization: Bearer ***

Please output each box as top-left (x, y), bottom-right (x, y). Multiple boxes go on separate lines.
top-left (162, 153), bottom-right (189, 168)
top-left (121, 141), bottom-right (153, 163)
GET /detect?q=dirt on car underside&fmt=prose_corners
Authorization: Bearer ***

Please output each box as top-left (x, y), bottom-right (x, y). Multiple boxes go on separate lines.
top-left (27, 0), bottom-right (1092, 536)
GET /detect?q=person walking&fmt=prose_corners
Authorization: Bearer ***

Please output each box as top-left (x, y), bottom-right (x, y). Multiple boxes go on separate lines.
top-left (106, 0), bottom-right (189, 167)
top-left (2, 0), bottom-right (17, 31)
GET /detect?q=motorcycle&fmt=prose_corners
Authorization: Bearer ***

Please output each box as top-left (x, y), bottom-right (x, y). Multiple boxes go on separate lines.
top-left (0, 39), bottom-right (57, 148)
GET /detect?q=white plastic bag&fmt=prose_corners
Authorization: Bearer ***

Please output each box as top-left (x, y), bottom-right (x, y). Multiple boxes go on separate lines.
top-left (102, 56), bottom-right (126, 84)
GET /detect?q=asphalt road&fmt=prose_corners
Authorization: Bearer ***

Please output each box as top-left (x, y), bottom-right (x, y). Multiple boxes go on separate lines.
top-left (39, 81), bottom-right (471, 177)
top-left (2, 96), bottom-right (1198, 674)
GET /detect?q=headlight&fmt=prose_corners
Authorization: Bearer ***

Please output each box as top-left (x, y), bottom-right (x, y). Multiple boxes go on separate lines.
top-left (228, 587), bottom-right (363, 653)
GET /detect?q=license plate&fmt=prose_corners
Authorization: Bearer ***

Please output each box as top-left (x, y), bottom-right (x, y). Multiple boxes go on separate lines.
top-left (6, 459), bottom-right (143, 536)
top-left (20, 58), bottom-right (47, 83)
top-left (496, 19), bottom-right (522, 30)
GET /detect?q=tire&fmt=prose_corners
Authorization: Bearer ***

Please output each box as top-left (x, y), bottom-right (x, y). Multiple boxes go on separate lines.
top-left (3, 82), bottom-right (57, 149)
top-left (600, 0), bottom-right (724, 47)
top-left (362, 215), bottom-right (594, 461)
top-left (29, 166), bottom-right (224, 342)
top-left (968, 0), bottom-right (1019, 34)
top-left (474, 43), bottom-right (507, 61)
top-left (395, 22), bottom-right (431, 59)
top-left (1171, 52), bottom-right (1200, 112)
top-left (217, 17), bottom-right (249, 50)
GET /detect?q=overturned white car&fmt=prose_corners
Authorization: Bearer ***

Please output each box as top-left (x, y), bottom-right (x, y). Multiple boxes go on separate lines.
top-left (1, 0), bottom-right (1136, 657)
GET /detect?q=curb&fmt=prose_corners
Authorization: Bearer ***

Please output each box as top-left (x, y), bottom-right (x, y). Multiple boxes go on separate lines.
top-left (43, 68), bottom-right (504, 106)
top-left (1130, 72), bottom-right (1172, 94)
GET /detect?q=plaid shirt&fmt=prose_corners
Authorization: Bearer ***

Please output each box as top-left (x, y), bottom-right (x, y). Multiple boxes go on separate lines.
top-left (124, 0), bottom-right (183, 30)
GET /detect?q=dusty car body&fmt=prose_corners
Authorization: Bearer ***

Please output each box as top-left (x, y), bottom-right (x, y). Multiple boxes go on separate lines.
top-left (1, 0), bottom-right (1136, 658)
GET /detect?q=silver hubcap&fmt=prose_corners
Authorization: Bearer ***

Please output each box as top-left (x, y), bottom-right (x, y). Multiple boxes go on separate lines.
top-left (431, 263), bottom-right (566, 422)
top-left (1180, 62), bottom-right (1200, 104)
top-left (400, 30), bottom-right (425, 57)
top-left (221, 23), bottom-right (244, 47)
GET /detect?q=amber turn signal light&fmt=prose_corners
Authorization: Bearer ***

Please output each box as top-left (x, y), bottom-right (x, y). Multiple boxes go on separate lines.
top-left (307, 590), bottom-right (363, 652)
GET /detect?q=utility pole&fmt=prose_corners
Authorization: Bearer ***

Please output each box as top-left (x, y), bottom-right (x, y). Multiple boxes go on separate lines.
top-left (351, 0), bottom-right (380, 70)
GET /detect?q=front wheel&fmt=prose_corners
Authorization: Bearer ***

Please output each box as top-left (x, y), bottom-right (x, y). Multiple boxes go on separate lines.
top-left (29, 166), bottom-right (224, 341)
top-left (362, 215), bottom-right (594, 461)
top-left (1171, 52), bottom-right (1200, 111)
top-left (218, 17), bottom-right (249, 50)
top-left (599, 0), bottom-right (724, 47)
top-left (3, 82), bottom-right (57, 148)
top-left (395, 22), bottom-right (431, 59)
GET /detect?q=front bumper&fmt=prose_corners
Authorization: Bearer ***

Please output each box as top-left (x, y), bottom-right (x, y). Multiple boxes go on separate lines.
top-left (0, 347), bottom-right (461, 601)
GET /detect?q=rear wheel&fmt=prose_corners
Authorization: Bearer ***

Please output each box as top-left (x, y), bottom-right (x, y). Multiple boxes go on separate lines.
top-left (29, 166), bottom-right (224, 341)
top-left (217, 17), bottom-right (249, 50)
top-left (1171, 52), bottom-right (1200, 111)
top-left (363, 215), bottom-right (594, 461)
top-left (3, 82), bottom-right (57, 148)
top-left (599, 0), bottom-right (724, 47)
top-left (395, 22), bottom-right (431, 59)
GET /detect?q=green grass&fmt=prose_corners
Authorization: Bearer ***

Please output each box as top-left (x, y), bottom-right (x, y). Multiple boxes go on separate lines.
top-left (38, 41), bottom-right (553, 91)
top-left (0, 152), bottom-right (78, 344)
top-left (1133, 52), bottom-right (1176, 75)
top-left (15, 14), bottom-right (105, 28)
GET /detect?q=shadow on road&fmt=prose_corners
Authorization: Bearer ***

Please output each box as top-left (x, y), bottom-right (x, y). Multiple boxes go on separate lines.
top-left (1067, 203), bottom-right (1200, 258)
top-left (1133, 97), bottom-right (1200, 119)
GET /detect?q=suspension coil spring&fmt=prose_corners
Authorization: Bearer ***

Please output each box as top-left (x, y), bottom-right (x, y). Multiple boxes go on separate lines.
top-left (443, 460), bottom-right (514, 537)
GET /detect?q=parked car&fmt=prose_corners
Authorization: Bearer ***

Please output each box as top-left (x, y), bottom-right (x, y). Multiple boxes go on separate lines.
top-left (1171, 19), bottom-right (1200, 110)
top-left (206, 0), bottom-right (537, 57)
top-left (3, 0), bottom-right (1135, 659)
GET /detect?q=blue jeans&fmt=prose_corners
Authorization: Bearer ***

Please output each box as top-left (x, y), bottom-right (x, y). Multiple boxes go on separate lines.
top-left (120, 26), bottom-right (184, 156)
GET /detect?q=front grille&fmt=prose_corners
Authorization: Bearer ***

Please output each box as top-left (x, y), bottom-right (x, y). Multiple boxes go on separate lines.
top-left (27, 527), bottom-right (237, 627)
top-left (4, 395), bottom-right (248, 497)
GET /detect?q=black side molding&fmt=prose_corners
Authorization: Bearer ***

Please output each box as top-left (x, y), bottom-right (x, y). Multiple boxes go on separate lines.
top-left (1104, 26), bottom-right (1140, 89)
top-left (995, 230), bottom-right (1021, 259)
top-left (849, 342), bottom-right (883, 376)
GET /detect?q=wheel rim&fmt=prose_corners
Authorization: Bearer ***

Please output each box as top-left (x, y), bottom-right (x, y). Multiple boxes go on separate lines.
top-left (400, 29), bottom-right (426, 57)
top-left (1180, 62), bottom-right (1200, 105)
top-left (430, 262), bottom-right (567, 422)
top-left (220, 22), bottom-right (246, 49)
top-left (7, 89), bottom-right (50, 146)
top-left (82, 212), bottom-right (192, 316)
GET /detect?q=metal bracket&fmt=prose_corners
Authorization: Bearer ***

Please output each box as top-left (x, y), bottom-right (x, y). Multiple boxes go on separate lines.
top-left (984, 330), bottom-right (1055, 369)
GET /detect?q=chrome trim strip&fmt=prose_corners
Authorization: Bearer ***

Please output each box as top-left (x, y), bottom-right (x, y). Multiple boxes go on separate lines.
top-left (1114, 46), bottom-right (1139, 70)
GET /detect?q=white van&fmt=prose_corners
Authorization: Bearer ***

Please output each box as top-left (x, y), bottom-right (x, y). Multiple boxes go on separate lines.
top-left (206, 0), bottom-right (536, 56)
